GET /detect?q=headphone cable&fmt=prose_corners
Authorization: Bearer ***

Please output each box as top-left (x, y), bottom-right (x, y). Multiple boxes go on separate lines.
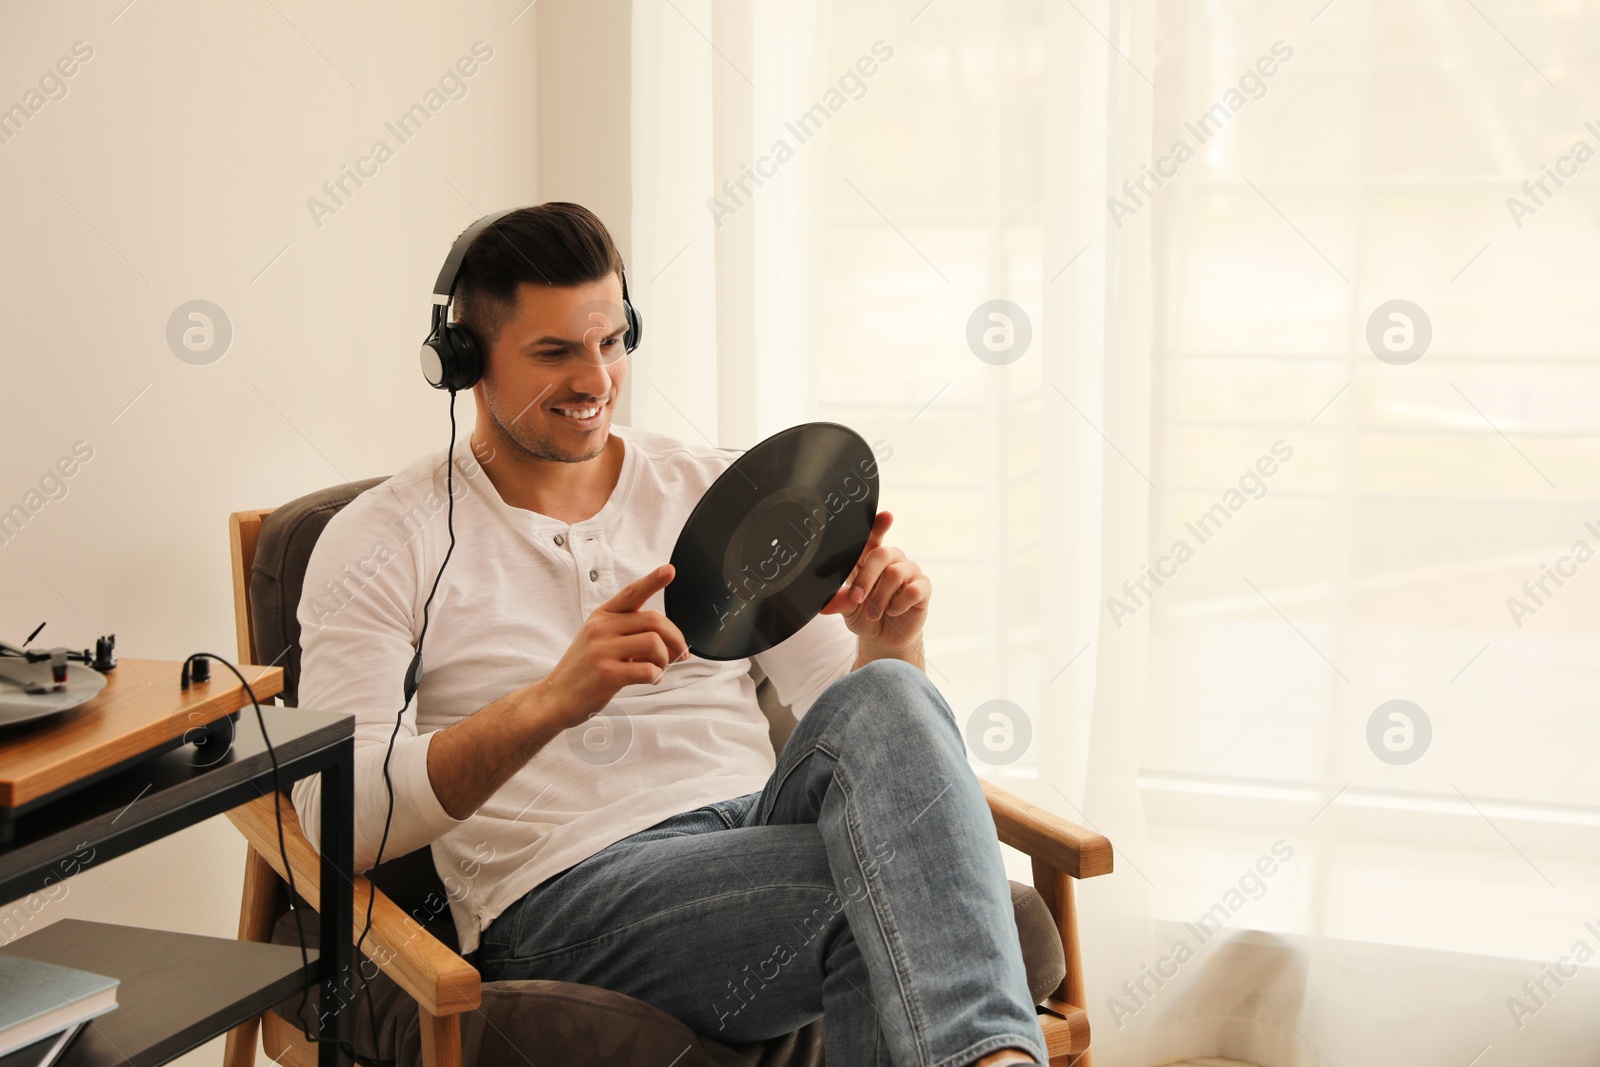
top-left (253, 388), bottom-right (459, 1065)
top-left (353, 386), bottom-right (461, 1064)
top-left (180, 652), bottom-right (384, 1065)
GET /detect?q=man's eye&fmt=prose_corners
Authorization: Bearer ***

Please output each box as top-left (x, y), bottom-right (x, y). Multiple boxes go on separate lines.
top-left (601, 337), bottom-right (621, 348)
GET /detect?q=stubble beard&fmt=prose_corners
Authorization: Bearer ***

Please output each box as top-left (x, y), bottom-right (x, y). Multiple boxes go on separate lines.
top-left (483, 380), bottom-right (610, 465)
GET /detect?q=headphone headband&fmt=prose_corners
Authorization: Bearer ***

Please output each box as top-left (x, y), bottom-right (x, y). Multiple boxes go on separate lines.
top-left (431, 208), bottom-right (520, 309)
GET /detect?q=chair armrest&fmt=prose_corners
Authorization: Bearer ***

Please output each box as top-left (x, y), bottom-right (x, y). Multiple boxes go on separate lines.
top-left (980, 779), bottom-right (1113, 879)
top-left (225, 792), bottom-right (481, 1018)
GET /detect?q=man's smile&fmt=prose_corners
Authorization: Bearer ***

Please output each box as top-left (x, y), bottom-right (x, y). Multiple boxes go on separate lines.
top-left (551, 396), bottom-right (610, 429)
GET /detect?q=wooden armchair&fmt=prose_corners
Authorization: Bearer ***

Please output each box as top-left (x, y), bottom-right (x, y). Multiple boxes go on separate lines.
top-left (220, 481), bottom-right (1112, 1067)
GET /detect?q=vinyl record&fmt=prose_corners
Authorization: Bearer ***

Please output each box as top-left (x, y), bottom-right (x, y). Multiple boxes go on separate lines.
top-left (667, 422), bottom-right (880, 660)
top-left (0, 660), bottom-right (106, 728)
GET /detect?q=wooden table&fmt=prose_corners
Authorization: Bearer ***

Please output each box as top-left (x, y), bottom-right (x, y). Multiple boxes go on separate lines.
top-left (0, 659), bottom-right (354, 1067)
top-left (0, 659), bottom-right (281, 833)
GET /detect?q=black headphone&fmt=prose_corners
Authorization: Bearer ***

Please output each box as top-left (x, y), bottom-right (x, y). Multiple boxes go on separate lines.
top-left (419, 207), bottom-right (643, 391)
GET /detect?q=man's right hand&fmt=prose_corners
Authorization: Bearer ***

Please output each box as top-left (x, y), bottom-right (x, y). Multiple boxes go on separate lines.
top-left (536, 563), bottom-right (690, 732)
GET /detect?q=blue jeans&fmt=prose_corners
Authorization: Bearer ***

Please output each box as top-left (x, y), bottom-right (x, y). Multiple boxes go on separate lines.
top-left (475, 658), bottom-right (1049, 1066)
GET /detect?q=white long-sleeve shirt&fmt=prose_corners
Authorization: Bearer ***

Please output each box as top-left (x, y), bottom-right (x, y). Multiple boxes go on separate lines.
top-left (289, 422), bottom-right (857, 956)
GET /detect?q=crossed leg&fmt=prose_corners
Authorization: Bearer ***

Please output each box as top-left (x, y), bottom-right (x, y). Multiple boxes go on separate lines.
top-left (476, 658), bottom-right (1048, 1066)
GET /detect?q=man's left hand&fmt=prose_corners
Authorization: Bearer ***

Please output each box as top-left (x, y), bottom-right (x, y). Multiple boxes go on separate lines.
top-left (818, 511), bottom-right (930, 653)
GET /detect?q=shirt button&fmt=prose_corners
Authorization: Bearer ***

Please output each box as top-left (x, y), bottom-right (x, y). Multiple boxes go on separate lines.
top-left (589, 569), bottom-right (599, 582)
top-left (554, 534), bottom-right (565, 546)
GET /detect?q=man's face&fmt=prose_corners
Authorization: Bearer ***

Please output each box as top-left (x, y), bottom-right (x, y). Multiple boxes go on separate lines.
top-left (476, 275), bottom-right (629, 464)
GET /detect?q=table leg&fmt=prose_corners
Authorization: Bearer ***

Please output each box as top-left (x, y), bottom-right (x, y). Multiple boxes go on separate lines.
top-left (318, 738), bottom-right (354, 1067)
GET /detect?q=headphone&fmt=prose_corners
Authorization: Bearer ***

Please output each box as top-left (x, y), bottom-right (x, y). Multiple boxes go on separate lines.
top-left (419, 207), bottom-right (644, 391)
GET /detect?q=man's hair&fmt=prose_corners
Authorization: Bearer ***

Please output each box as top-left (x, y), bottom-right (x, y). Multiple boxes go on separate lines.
top-left (453, 202), bottom-right (624, 352)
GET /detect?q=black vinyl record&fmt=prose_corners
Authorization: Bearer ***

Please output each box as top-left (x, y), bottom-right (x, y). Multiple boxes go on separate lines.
top-left (667, 422), bottom-right (880, 660)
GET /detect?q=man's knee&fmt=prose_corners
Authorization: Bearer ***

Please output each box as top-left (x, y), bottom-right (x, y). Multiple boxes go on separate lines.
top-left (853, 657), bottom-right (940, 697)
top-left (853, 657), bottom-right (923, 684)
top-left (830, 658), bottom-right (955, 730)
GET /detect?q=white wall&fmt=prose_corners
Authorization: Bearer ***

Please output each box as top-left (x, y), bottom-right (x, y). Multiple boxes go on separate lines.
top-left (0, 2), bottom-right (612, 1063)
top-left (536, 0), bottom-right (635, 421)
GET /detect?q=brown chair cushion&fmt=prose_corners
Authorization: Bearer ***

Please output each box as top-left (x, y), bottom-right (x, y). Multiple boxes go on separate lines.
top-left (249, 476), bottom-right (387, 706)
top-left (270, 877), bottom-right (1062, 1067)
top-left (269, 905), bottom-right (825, 1067)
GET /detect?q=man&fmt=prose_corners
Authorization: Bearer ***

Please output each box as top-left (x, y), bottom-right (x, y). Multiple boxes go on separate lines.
top-left (292, 203), bottom-right (1046, 1066)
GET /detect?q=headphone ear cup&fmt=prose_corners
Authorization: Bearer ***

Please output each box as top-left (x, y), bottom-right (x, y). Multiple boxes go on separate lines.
top-left (419, 323), bottom-right (484, 391)
top-left (419, 330), bottom-right (451, 390)
top-left (444, 324), bottom-right (484, 390)
top-left (623, 300), bottom-right (643, 354)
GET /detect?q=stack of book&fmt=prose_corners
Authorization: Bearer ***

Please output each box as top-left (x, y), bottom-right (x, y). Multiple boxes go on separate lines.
top-left (0, 955), bottom-right (118, 1067)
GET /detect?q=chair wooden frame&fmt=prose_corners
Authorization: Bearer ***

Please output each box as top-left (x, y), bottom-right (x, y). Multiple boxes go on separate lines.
top-left (221, 505), bottom-right (1112, 1067)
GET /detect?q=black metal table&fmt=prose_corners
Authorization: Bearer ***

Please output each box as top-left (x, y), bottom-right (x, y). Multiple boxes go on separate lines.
top-left (0, 706), bottom-right (353, 1067)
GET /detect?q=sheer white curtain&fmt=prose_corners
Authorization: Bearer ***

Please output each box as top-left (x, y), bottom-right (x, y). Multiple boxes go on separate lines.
top-left (628, 1), bottom-right (1600, 1064)
top-left (1130, 3), bottom-right (1600, 1065)
top-left (628, 0), bottom-right (816, 448)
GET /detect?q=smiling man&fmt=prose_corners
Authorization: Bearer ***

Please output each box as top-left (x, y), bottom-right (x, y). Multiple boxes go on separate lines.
top-left (291, 203), bottom-right (1046, 1067)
